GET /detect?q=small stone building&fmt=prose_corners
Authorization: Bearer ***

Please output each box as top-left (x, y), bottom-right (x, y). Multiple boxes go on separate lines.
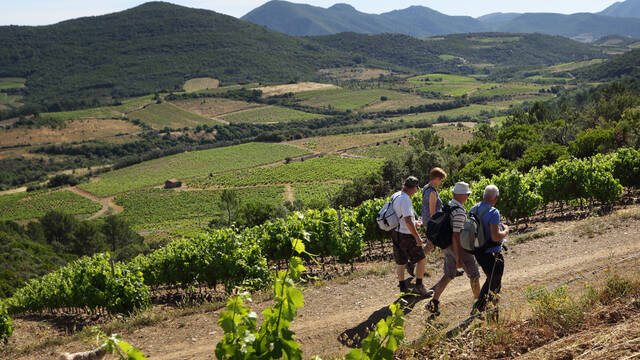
top-left (164, 178), bottom-right (182, 189)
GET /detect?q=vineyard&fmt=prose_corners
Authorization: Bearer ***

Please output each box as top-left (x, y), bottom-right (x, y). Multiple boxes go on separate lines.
top-left (0, 190), bottom-right (102, 221)
top-left (127, 102), bottom-right (221, 129)
top-left (193, 156), bottom-right (383, 187)
top-left (219, 105), bottom-right (324, 124)
top-left (287, 129), bottom-right (410, 153)
top-left (115, 187), bottom-right (285, 231)
top-left (296, 89), bottom-right (412, 111)
top-left (40, 95), bottom-right (155, 121)
top-left (78, 142), bottom-right (309, 197)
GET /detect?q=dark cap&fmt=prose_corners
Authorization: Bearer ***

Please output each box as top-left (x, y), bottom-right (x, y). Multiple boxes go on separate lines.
top-left (404, 176), bottom-right (419, 188)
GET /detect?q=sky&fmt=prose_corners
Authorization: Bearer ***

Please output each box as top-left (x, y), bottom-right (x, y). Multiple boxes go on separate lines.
top-left (0, 0), bottom-right (620, 26)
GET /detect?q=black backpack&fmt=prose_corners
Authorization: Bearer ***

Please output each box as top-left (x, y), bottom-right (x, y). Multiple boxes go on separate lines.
top-left (426, 203), bottom-right (463, 249)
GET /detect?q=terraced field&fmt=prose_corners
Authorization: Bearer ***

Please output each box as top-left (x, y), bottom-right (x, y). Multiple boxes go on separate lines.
top-left (78, 142), bottom-right (310, 197)
top-left (0, 119), bottom-right (141, 148)
top-left (128, 102), bottom-right (222, 129)
top-left (115, 186), bottom-right (285, 231)
top-left (296, 89), bottom-right (412, 111)
top-left (288, 129), bottom-right (410, 153)
top-left (0, 190), bottom-right (101, 221)
top-left (220, 105), bottom-right (324, 123)
top-left (193, 156), bottom-right (383, 187)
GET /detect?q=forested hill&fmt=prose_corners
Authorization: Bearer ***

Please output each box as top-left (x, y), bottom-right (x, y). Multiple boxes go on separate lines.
top-left (0, 2), bottom-right (358, 108)
top-left (310, 32), bottom-right (603, 70)
top-left (0, 1), bottom-right (601, 110)
top-left (574, 49), bottom-right (640, 81)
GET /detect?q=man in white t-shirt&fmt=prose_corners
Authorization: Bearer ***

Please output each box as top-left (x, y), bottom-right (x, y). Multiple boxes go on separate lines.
top-left (390, 176), bottom-right (434, 297)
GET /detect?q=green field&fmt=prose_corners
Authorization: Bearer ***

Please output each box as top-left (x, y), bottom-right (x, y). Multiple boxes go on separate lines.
top-left (288, 129), bottom-right (410, 153)
top-left (394, 104), bottom-right (502, 123)
top-left (0, 77), bottom-right (26, 90)
top-left (416, 83), bottom-right (497, 96)
top-left (115, 186), bottom-right (285, 231)
top-left (78, 142), bottom-right (310, 197)
top-left (291, 182), bottom-right (345, 207)
top-left (472, 84), bottom-right (547, 97)
top-left (297, 89), bottom-right (411, 111)
top-left (193, 156), bottom-right (383, 187)
top-left (220, 105), bottom-right (324, 123)
top-left (347, 143), bottom-right (410, 160)
top-left (0, 190), bottom-right (101, 221)
top-left (41, 95), bottom-right (155, 121)
top-left (128, 102), bottom-right (221, 129)
top-left (408, 74), bottom-right (479, 84)
top-left (438, 55), bottom-right (457, 61)
top-left (0, 93), bottom-right (22, 108)
top-left (549, 59), bottom-right (606, 72)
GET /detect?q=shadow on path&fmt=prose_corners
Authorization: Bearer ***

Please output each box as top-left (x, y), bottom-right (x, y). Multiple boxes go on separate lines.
top-left (338, 293), bottom-right (425, 348)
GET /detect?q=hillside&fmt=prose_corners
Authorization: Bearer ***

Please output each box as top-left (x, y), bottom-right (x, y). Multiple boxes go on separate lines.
top-left (242, 1), bottom-right (486, 37)
top-left (0, 2), bottom-right (358, 108)
top-left (242, 1), bottom-right (640, 41)
top-left (574, 48), bottom-right (640, 80)
top-left (600, 0), bottom-right (640, 17)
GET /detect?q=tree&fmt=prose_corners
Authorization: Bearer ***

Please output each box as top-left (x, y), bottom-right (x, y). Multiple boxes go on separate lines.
top-left (102, 216), bottom-right (146, 261)
top-left (40, 211), bottom-right (78, 250)
top-left (409, 129), bottom-right (444, 152)
top-left (219, 190), bottom-right (240, 226)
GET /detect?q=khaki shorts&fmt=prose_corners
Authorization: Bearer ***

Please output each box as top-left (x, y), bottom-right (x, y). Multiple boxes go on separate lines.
top-left (444, 245), bottom-right (480, 280)
top-left (391, 230), bottom-right (426, 265)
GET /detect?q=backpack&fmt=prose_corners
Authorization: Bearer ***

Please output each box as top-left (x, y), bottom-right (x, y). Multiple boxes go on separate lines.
top-left (426, 203), bottom-right (462, 249)
top-left (376, 193), bottom-right (401, 231)
top-left (460, 205), bottom-right (491, 253)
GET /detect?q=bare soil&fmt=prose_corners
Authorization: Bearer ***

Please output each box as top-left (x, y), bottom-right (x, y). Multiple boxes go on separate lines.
top-left (5, 206), bottom-right (640, 360)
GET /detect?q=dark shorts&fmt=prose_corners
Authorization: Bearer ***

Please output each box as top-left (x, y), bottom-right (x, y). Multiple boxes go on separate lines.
top-left (391, 230), bottom-right (426, 265)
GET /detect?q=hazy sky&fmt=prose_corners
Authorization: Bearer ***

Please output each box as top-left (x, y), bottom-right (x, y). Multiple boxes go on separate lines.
top-left (1, 0), bottom-right (619, 26)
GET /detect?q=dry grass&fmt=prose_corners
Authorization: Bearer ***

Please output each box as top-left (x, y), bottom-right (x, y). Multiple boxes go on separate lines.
top-left (256, 82), bottom-right (339, 96)
top-left (287, 129), bottom-right (411, 153)
top-left (183, 77), bottom-right (220, 92)
top-left (0, 119), bottom-right (140, 148)
top-left (578, 207), bottom-right (640, 238)
top-left (319, 67), bottom-right (393, 81)
top-left (362, 95), bottom-right (447, 112)
top-left (171, 98), bottom-right (262, 118)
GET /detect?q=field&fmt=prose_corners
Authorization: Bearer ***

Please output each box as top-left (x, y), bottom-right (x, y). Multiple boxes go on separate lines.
top-left (127, 102), bottom-right (222, 129)
top-left (0, 119), bottom-right (141, 148)
top-left (0, 190), bottom-right (101, 221)
top-left (0, 93), bottom-right (23, 109)
top-left (220, 105), bottom-right (324, 124)
top-left (40, 95), bottom-right (155, 121)
top-left (549, 59), bottom-right (606, 72)
top-left (407, 74), bottom-right (500, 96)
top-left (77, 142), bottom-right (310, 197)
top-left (287, 129), bottom-right (411, 153)
top-left (170, 98), bottom-right (262, 119)
top-left (318, 67), bottom-right (394, 80)
top-left (296, 89), bottom-right (414, 111)
top-left (255, 82), bottom-right (339, 96)
top-left (432, 124), bottom-right (476, 146)
top-left (361, 94), bottom-right (447, 112)
top-left (438, 55), bottom-right (457, 61)
top-left (347, 143), bottom-right (410, 160)
top-left (115, 186), bottom-right (285, 231)
top-left (395, 104), bottom-right (503, 123)
top-left (416, 83), bottom-right (497, 96)
top-left (193, 156), bottom-right (383, 187)
top-left (471, 83), bottom-right (548, 97)
top-left (291, 182), bottom-right (345, 206)
top-left (183, 77), bottom-right (220, 92)
top-left (0, 77), bottom-right (26, 90)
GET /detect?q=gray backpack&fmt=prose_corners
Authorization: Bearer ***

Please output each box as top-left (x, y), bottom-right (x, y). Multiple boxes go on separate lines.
top-left (460, 205), bottom-right (490, 253)
top-left (377, 193), bottom-right (401, 231)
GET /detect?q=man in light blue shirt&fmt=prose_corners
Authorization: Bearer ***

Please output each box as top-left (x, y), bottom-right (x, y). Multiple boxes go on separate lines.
top-left (470, 185), bottom-right (509, 315)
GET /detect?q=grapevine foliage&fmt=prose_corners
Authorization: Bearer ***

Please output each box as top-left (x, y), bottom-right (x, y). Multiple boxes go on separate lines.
top-left (0, 304), bottom-right (12, 345)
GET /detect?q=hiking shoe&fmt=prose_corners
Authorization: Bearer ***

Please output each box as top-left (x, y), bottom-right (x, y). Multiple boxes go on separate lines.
top-left (455, 269), bottom-right (465, 277)
top-left (413, 283), bottom-right (434, 298)
top-left (426, 299), bottom-right (440, 316)
top-left (470, 300), bottom-right (484, 316)
top-left (398, 279), bottom-right (411, 293)
top-left (406, 261), bottom-right (415, 277)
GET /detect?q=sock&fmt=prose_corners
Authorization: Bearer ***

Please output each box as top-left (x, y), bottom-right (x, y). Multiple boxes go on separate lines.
top-left (416, 278), bottom-right (423, 286)
top-left (432, 299), bottom-right (439, 305)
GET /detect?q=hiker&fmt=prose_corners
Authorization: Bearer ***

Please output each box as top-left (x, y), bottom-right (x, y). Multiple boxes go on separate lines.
top-left (390, 176), bottom-right (434, 297)
top-left (406, 167), bottom-right (447, 277)
top-left (470, 185), bottom-right (509, 315)
top-left (426, 182), bottom-right (481, 316)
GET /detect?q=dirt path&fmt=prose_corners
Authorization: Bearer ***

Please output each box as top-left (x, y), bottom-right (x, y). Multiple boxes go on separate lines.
top-left (284, 184), bottom-right (295, 203)
top-left (67, 187), bottom-right (123, 219)
top-left (9, 207), bottom-right (640, 360)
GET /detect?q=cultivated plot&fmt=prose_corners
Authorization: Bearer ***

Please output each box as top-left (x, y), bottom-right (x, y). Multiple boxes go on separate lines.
top-left (183, 77), bottom-right (220, 92)
top-left (288, 129), bottom-right (411, 153)
top-left (0, 190), bottom-right (101, 221)
top-left (78, 142), bottom-right (310, 197)
top-left (127, 102), bottom-right (221, 129)
top-left (41, 95), bottom-right (155, 121)
top-left (256, 82), bottom-right (339, 96)
top-left (194, 156), bottom-right (383, 187)
top-left (297, 89), bottom-right (411, 111)
top-left (170, 98), bottom-right (262, 119)
top-left (0, 77), bottom-right (26, 90)
top-left (220, 105), bottom-right (324, 124)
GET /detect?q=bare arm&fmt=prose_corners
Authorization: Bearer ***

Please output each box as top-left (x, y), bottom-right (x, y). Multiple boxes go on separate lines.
top-left (404, 216), bottom-right (423, 246)
top-left (490, 223), bottom-right (509, 242)
top-left (428, 191), bottom-right (437, 218)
